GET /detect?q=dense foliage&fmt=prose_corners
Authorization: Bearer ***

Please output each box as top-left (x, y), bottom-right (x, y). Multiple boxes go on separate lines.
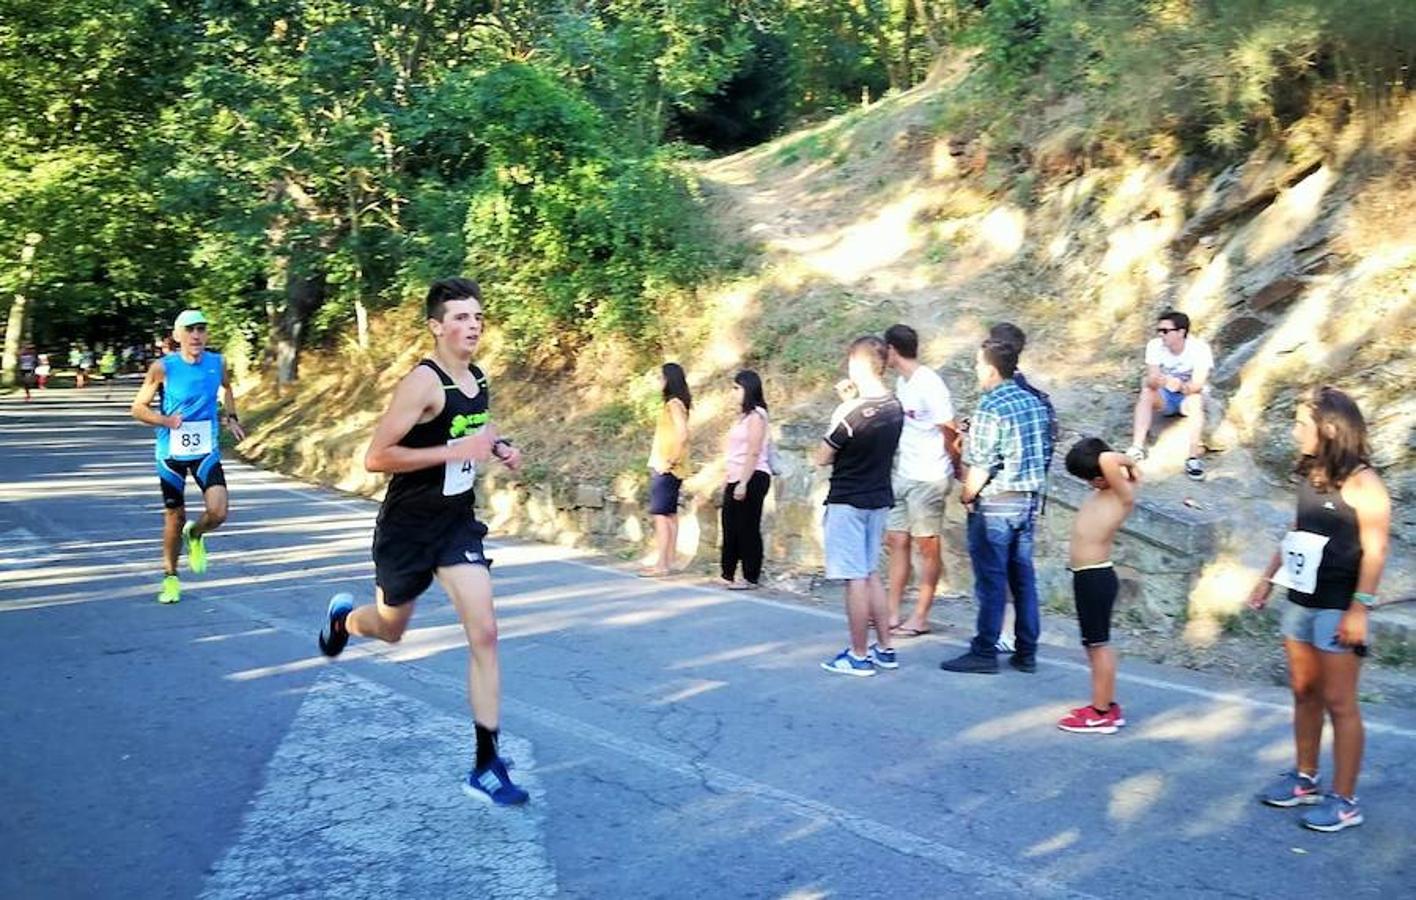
top-left (2, 1), bottom-right (1410, 383)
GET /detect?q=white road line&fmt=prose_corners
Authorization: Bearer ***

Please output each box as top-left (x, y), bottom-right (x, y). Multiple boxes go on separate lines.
top-left (199, 668), bottom-right (556, 900)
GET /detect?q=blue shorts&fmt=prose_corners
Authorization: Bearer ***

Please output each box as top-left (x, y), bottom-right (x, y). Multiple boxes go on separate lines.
top-left (648, 471), bottom-right (682, 516)
top-left (1279, 600), bottom-right (1353, 654)
top-left (823, 504), bottom-right (887, 581)
top-left (1160, 387), bottom-right (1186, 417)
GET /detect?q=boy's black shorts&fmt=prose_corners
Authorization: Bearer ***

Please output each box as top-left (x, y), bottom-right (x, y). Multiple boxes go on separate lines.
top-left (1072, 564), bottom-right (1118, 647)
top-left (373, 514), bottom-right (492, 606)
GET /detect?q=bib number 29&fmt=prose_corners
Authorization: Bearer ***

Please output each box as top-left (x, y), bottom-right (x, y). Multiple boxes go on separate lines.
top-left (1271, 530), bottom-right (1329, 595)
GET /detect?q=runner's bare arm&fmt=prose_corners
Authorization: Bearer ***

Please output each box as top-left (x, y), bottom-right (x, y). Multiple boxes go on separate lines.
top-left (1099, 451), bottom-right (1138, 507)
top-left (364, 367), bottom-right (494, 473)
top-left (130, 361), bottom-right (176, 428)
top-left (221, 364), bottom-right (246, 442)
top-left (1348, 469), bottom-right (1391, 596)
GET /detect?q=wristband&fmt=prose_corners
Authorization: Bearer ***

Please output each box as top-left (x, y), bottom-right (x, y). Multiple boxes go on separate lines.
top-left (493, 437), bottom-right (512, 450)
top-left (1353, 592), bottom-right (1377, 609)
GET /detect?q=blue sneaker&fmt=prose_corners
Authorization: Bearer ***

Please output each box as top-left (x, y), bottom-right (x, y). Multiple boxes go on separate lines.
top-left (1301, 794), bottom-right (1363, 833)
top-left (463, 757), bottom-right (529, 806)
top-left (1256, 769), bottom-right (1322, 808)
top-left (820, 649), bottom-right (875, 677)
top-left (318, 593), bottom-right (355, 658)
top-left (868, 643), bottom-right (898, 670)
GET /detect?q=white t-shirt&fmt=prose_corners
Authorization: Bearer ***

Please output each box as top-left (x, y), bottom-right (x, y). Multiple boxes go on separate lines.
top-left (894, 365), bottom-right (955, 482)
top-left (1144, 336), bottom-right (1213, 383)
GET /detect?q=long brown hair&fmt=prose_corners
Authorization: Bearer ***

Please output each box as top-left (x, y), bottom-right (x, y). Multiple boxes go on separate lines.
top-left (1297, 385), bottom-right (1370, 490)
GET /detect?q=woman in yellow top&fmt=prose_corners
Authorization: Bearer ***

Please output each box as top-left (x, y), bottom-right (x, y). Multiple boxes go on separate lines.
top-left (644, 362), bottom-right (691, 576)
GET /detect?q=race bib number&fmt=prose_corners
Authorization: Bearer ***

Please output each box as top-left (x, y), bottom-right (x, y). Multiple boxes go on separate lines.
top-left (1271, 530), bottom-right (1330, 594)
top-left (444, 437), bottom-right (476, 496)
top-left (172, 420), bottom-right (213, 459)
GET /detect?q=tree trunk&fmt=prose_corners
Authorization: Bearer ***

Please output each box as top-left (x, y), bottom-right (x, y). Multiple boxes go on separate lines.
top-left (2, 234), bottom-right (40, 387)
top-left (355, 298), bottom-right (369, 350)
top-left (273, 267), bottom-right (326, 387)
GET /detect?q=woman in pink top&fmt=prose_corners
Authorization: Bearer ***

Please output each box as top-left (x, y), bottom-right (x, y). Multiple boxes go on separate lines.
top-left (720, 370), bottom-right (772, 589)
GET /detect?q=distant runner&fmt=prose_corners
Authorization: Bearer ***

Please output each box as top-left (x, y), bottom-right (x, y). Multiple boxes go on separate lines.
top-left (130, 309), bottom-right (245, 603)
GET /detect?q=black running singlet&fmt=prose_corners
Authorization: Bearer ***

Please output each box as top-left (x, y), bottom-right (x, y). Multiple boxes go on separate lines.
top-left (1286, 476), bottom-right (1362, 610)
top-left (380, 359), bottom-right (490, 521)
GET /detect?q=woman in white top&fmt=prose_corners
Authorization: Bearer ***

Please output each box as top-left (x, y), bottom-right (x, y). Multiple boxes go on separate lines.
top-left (720, 370), bottom-right (772, 589)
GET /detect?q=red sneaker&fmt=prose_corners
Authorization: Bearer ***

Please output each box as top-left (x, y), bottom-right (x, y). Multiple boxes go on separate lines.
top-left (1109, 702), bottom-right (1126, 727)
top-left (1058, 705), bottom-right (1119, 735)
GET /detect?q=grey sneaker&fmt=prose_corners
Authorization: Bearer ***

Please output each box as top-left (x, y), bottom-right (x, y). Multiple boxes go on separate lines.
top-left (1257, 770), bottom-right (1322, 808)
top-left (1185, 456), bottom-right (1205, 481)
top-left (1124, 445), bottom-right (1147, 462)
top-left (1301, 794), bottom-right (1363, 833)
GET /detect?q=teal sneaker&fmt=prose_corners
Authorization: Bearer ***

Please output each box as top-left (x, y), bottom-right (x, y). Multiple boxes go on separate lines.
top-left (1301, 794), bottom-right (1363, 833)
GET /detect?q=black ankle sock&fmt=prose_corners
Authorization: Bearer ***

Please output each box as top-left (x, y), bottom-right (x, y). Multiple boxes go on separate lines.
top-left (474, 723), bottom-right (499, 771)
top-left (1092, 706), bottom-right (1110, 716)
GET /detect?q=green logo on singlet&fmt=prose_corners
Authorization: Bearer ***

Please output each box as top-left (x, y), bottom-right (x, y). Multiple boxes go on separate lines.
top-left (450, 411), bottom-right (490, 438)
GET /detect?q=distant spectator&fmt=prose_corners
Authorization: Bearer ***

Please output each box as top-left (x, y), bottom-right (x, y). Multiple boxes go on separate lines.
top-left (882, 324), bottom-right (958, 638)
top-left (815, 336), bottom-right (905, 677)
top-left (719, 370), bottom-right (772, 590)
top-left (35, 354), bottom-right (51, 389)
top-left (643, 362), bottom-right (691, 577)
top-left (1126, 309), bottom-right (1213, 481)
top-left (940, 337), bottom-right (1051, 676)
top-left (18, 343), bottom-right (36, 402)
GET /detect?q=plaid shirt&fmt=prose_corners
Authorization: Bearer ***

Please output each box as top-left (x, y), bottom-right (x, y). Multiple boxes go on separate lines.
top-left (964, 379), bottom-right (1051, 496)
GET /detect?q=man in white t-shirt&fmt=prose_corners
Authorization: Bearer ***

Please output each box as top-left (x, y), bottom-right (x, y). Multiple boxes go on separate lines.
top-left (1126, 309), bottom-right (1213, 481)
top-left (882, 324), bottom-right (959, 637)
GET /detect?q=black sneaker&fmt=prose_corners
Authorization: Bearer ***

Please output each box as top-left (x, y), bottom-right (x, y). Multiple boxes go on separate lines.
top-left (318, 593), bottom-right (355, 657)
top-left (939, 651), bottom-right (999, 674)
top-left (1008, 654), bottom-right (1037, 673)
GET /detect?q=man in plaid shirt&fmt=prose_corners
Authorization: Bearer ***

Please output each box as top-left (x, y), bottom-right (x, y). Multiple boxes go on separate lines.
top-left (940, 336), bottom-right (1053, 675)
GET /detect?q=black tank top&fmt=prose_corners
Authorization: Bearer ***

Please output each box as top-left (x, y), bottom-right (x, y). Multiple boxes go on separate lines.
top-left (380, 359), bottom-right (490, 522)
top-left (1288, 475), bottom-right (1362, 610)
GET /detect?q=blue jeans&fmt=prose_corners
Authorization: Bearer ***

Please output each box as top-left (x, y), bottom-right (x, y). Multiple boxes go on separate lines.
top-left (967, 497), bottom-right (1040, 659)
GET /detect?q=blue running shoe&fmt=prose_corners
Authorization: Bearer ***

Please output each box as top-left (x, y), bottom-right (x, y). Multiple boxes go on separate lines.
top-left (820, 649), bottom-right (875, 677)
top-left (868, 643), bottom-right (898, 670)
top-left (1301, 794), bottom-right (1363, 833)
top-left (463, 757), bottom-right (529, 806)
top-left (1256, 769), bottom-right (1321, 808)
top-left (318, 593), bottom-right (355, 658)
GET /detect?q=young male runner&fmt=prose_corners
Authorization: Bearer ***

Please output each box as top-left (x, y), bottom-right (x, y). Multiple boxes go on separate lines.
top-left (317, 277), bottom-right (529, 806)
top-left (130, 310), bottom-right (245, 603)
top-left (1057, 438), bottom-right (1139, 734)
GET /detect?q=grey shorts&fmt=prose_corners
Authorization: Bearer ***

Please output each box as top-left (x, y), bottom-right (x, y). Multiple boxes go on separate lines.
top-left (823, 504), bottom-right (888, 581)
top-left (887, 475), bottom-right (951, 537)
top-left (1279, 600), bottom-right (1352, 654)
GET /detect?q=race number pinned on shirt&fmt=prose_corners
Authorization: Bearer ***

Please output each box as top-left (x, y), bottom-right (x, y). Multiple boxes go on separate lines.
top-left (444, 437), bottom-right (476, 496)
top-left (172, 419), bottom-right (213, 459)
top-left (1271, 530), bottom-right (1330, 595)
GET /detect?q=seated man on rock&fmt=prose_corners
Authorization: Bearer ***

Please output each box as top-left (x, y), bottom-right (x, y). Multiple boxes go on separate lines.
top-left (1125, 309), bottom-right (1213, 481)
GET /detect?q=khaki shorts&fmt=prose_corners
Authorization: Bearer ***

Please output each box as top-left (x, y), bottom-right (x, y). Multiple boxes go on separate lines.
top-left (887, 475), bottom-right (951, 537)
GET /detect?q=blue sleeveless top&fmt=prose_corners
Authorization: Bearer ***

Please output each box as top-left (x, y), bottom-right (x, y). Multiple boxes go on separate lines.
top-left (155, 351), bottom-right (224, 461)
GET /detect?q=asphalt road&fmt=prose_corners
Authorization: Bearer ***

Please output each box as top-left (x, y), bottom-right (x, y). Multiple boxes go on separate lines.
top-left (2, 387), bottom-right (1413, 899)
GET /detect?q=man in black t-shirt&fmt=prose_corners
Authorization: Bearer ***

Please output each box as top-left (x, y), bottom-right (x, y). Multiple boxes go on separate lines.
top-left (814, 336), bottom-right (905, 676)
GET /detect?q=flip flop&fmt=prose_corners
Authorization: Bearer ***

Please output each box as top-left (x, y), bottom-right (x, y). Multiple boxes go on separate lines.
top-left (890, 625), bottom-right (931, 638)
top-left (638, 568), bottom-right (672, 578)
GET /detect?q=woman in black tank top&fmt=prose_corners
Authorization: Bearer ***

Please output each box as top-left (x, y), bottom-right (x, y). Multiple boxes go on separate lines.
top-left (1247, 386), bottom-right (1392, 831)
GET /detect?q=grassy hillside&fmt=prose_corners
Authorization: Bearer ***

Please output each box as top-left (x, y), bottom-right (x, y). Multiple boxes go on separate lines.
top-left (236, 50), bottom-right (1415, 579)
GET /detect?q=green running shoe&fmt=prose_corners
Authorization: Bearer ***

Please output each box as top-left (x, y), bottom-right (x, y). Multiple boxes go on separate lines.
top-left (183, 521), bottom-right (208, 574)
top-left (158, 574), bottom-right (181, 604)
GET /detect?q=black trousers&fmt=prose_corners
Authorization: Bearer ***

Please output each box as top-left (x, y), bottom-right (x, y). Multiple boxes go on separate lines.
top-left (720, 470), bottom-right (771, 583)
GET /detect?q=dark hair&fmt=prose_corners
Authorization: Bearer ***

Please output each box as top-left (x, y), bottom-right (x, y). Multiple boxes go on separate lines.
top-left (1065, 437), bottom-right (1112, 481)
top-left (734, 369), bottom-right (767, 415)
top-left (1297, 385), bottom-right (1370, 490)
top-left (426, 277), bottom-right (482, 321)
top-left (1157, 309), bottom-right (1190, 336)
top-left (979, 338), bottom-right (1019, 379)
top-left (883, 324), bottom-right (919, 360)
top-left (989, 322), bottom-right (1027, 353)
top-left (661, 362), bottom-right (692, 411)
top-left (848, 335), bottom-right (888, 377)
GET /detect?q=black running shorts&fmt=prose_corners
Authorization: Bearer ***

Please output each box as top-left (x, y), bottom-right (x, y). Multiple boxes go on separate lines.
top-left (1072, 565), bottom-right (1118, 647)
top-left (373, 514), bottom-right (492, 606)
top-left (157, 456), bottom-right (227, 509)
